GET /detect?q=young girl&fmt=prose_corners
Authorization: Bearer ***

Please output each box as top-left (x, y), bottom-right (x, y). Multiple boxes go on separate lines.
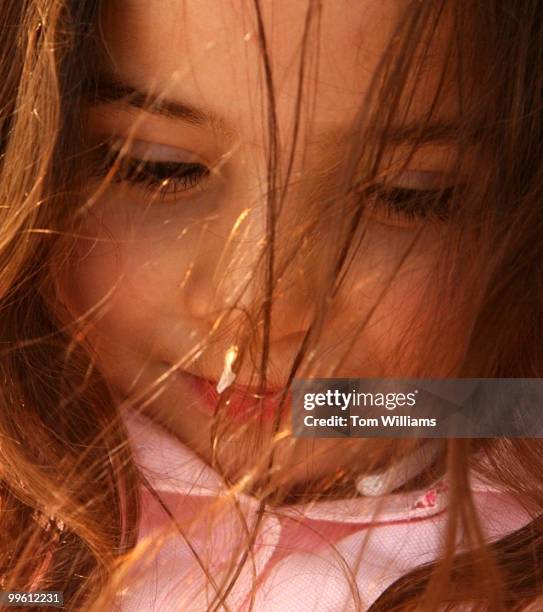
top-left (1, 0), bottom-right (543, 610)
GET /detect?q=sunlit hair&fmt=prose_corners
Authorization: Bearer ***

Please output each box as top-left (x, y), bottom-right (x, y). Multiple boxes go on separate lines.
top-left (2, 0), bottom-right (543, 610)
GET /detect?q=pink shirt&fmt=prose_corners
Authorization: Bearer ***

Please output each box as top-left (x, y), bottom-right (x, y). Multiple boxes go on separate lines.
top-left (115, 408), bottom-right (535, 611)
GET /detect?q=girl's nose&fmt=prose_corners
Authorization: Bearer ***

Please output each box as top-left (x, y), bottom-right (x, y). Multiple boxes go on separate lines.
top-left (182, 135), bottom-right (325, 340)
top-left (182, 202), bottom-right (317, 341)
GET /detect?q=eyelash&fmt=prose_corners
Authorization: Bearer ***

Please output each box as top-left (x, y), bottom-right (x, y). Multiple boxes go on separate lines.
top-left (89, 143), bottom-right (454, 223)
top-left (90, 143), bottom-right (210, 198)
top-left (363, 184), bottom-right (454, 223)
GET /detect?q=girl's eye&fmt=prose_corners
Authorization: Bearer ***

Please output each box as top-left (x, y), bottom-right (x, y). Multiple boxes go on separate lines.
top-left (89, 140), bottom-right (211, 200)
top-left (360, 172), bottom-right (457, 227)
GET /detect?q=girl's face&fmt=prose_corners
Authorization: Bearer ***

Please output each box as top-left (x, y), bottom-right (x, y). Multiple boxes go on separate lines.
top-left (56, 1), bottom-right (467, 484)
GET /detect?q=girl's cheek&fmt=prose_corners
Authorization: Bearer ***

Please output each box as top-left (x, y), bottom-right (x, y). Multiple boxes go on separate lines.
top-left (64, 188), bottom-right (450, 380)
top-left (328, 227), bottom-right (444, 376)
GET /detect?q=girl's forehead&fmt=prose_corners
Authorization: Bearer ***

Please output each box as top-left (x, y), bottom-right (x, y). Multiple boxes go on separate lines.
top-left (99, 0), bottom-right (453, 142)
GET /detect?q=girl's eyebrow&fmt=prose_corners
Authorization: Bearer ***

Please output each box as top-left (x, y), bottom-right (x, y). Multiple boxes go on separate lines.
top-left (88, 77), bottom-right (477, 149)
top-left (380, 119), bottom-right (482, 146)
top-left (89, 76), bottom-right (226, 130)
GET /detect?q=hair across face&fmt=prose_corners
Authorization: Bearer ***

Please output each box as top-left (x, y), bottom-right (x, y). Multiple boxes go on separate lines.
top-left (2, 0), bottom-right (543, 610)
top-left (51, 0), bottom-right (478, 491)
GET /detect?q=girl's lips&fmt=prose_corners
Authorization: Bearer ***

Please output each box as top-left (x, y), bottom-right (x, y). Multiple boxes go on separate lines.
top-left (178, 369), bottom-right (290, 420)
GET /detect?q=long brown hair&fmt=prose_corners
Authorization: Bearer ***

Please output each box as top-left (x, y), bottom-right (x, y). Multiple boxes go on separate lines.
top-left (1, 1), bottom-right (543, 610)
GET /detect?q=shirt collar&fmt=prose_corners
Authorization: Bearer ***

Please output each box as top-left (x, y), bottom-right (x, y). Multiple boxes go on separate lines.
top-left (121, 406), bottom-right (450, 524)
